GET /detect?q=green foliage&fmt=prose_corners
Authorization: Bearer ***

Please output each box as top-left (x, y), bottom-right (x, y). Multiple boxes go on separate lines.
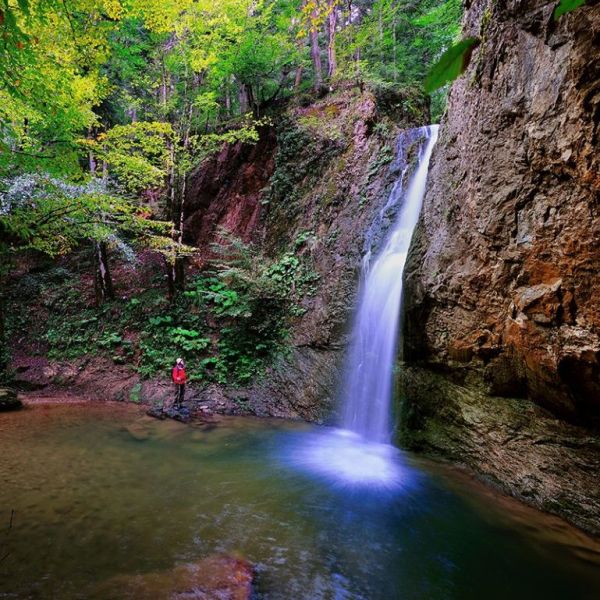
top-left (90, 121), bottom-right (175, 194)
top-left (2, 0), bottom-right (464, 186)
top-left (424, 37), bottom-right (480, 93)
top-left (12, 232), bottom-right (318, 387)
top-left (335, 0), bottom-right (462, 99)
top-left (2, 0), bottom-right (468, 384)
top-left (0, 174), bottom-right (177, 270)
top-left (554, 0), bottom-right (587, 20)
top-left (137, 311), bottom-right (210, 379)
top-left (0, 0), bottom-right (120, 178)
top-left (129, 382), bottom-right (142, 403)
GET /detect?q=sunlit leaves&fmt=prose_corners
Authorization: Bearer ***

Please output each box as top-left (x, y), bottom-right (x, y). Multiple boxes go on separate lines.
top-left (0, 173), bottom-right (180, 264)
top-left (424, 36), bottom-right (480, 93)
top-left (0, 0), bottom-right (123, 178)
top-left (88, 121), bottom-right (175, 194)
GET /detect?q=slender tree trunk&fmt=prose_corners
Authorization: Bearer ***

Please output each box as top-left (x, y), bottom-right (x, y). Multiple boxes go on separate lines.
top-left (378, 1), bottom-right (384, 64)
top-left (167, 140), bottom-right (176, 221)
top-left (94, 241), bottom-right (114, 305)
top-left (294, 65), bottom-right (304, 90)
top-left (165, 256), bottom-right (185, 303)
top-left (238, 80), bottom-right (249, 114)
top-left (225, 86), bottom-right (232, 117)
top-left (309, 4), bottom-right (324, 93)
top-left (89, 151), bottom-right (96, 176)
top-left (160, 61), bottom-right (169, 110)
top-left (88, 127), bottom-right (97, 175)
top-left (392, 9), bottom-right (397, 81)
top-left (327, 3), bottom-right (337, 81)
top-left (102, 142), bottom-right (108, 182)
top-left (246, 83), bottom-right (256, 116)
top-left (166, 256), bottom-right (176, 303)
top-left (355, 46), bottom-right (363, 91)
top-left (174, 172), bottom-right (187, 293)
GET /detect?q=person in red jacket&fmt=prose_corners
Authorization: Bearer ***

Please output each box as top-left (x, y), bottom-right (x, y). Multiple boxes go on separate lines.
top-left (172, 358), bottom-right (186, 408)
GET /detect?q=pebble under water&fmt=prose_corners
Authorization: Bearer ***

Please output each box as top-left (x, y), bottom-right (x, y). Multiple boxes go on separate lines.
top-left (1, 402), bottom-right (599, 599)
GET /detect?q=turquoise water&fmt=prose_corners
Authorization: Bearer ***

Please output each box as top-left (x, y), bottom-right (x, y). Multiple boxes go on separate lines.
top-left (1, 402), bottom-right (599, 599)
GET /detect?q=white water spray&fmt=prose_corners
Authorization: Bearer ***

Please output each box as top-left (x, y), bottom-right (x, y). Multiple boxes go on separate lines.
top-left (341, 125), bottom-right (439, 443)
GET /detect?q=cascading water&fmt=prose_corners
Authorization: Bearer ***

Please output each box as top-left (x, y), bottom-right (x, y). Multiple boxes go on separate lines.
top-left (286, 125), bottom-right (438, 488)
top-left (341, 125), bottom-right (439, 443)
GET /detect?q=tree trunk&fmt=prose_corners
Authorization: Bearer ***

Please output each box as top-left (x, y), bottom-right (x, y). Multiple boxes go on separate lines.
top-left (225, 86), bottom-right (232, 117)
top-left (160, 61), bottom-right (169, 109)
top-left (294, 65), bottom-right (304, 90)
top-left (89, 151), bottom-right (96, 176)
top-left (238, 81), bottom-right (249, 115)
top-left (392, 10), bottom-right (397, 81)
top-left (165, 256), bottom-right (185, 303)
top-left (327, 3), bottom-right (337, 81)
top-left (309, 5), bottom-right (324, 93)
top-left (166, 257), bottom-right (176, 302)
top-left (175, 172), bottom-right (187, 292)
top-left (102, 147), bottom-right (108, 182)
top-left (94, 241), bottom-right (114, 305)
top-left (246, 83), bottom-right (256, 116)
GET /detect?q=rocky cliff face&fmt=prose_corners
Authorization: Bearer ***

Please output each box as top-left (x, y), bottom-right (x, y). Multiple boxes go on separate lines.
top-left (8, 89), bottom-right (428, 418)
top-left (402, 0), bottom-right (600, 533)
top-left (185, 89), bottom-right (428, 421)
top-left (184, 127), bottom-right (277, 254)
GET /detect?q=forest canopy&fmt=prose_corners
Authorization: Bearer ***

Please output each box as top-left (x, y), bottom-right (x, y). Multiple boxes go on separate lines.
top-left (0, 0), bottom-right (461, 181)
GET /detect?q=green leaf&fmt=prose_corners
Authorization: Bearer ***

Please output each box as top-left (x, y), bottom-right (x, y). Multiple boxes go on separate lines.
top-left (424, 37), bottom-right (481, 93)
top-left (16, 0), bottom-right (31, 16)
top-left (553, 0), bottom-right (587, 20)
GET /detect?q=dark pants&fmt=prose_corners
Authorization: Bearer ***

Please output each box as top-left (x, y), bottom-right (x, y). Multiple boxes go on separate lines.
top-left (174, 384), bottom-right (185, 406)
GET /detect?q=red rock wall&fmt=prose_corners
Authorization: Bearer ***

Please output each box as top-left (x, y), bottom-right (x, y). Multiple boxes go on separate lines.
top-left (401, 0), bottom-right (600, 532)
top-left (184, 126), bottom-right (277, 255)
top-left (405, 0), bottom-right (600, 423)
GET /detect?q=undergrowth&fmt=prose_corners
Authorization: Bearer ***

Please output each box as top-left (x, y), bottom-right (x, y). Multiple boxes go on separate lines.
top-left (7, 237), bottom-right (319, 386)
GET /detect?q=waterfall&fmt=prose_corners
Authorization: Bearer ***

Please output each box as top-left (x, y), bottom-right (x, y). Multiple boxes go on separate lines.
top-left (285, 125), bottom-right (438, 488)
top-left (340, 125), bottom-right (439, 443)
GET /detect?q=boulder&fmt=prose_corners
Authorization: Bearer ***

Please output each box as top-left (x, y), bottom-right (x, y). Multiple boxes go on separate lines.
top-left (96, 555), bottom-right (253, 600)
top-left (0, 388), bottom-right (23, 412)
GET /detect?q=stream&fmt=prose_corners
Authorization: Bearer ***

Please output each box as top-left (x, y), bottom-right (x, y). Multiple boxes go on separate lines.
top-left (1, 402), bottom-right (599, 599)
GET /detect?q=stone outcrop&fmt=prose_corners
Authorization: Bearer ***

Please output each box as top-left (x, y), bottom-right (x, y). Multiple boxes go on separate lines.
top-left (402, 0), bottom-right (600, 532)
top-left (185, 90), bottom-right (428, 422)
top-left (10, 90), bottom-right (428, 423)
top-left (0, 387), bottom-right (22, 411)
top-left (184, 127), bottom-right (277, 254)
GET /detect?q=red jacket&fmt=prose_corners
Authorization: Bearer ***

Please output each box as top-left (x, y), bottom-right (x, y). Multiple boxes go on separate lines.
top-left (172, 366), bottom-right (186, 384)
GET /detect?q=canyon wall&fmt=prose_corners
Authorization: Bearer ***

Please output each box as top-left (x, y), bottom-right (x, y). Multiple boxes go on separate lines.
top-left (183, 90), bottom-right (429, 421)
top-left (401, 0), bottom-right (600, 533)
